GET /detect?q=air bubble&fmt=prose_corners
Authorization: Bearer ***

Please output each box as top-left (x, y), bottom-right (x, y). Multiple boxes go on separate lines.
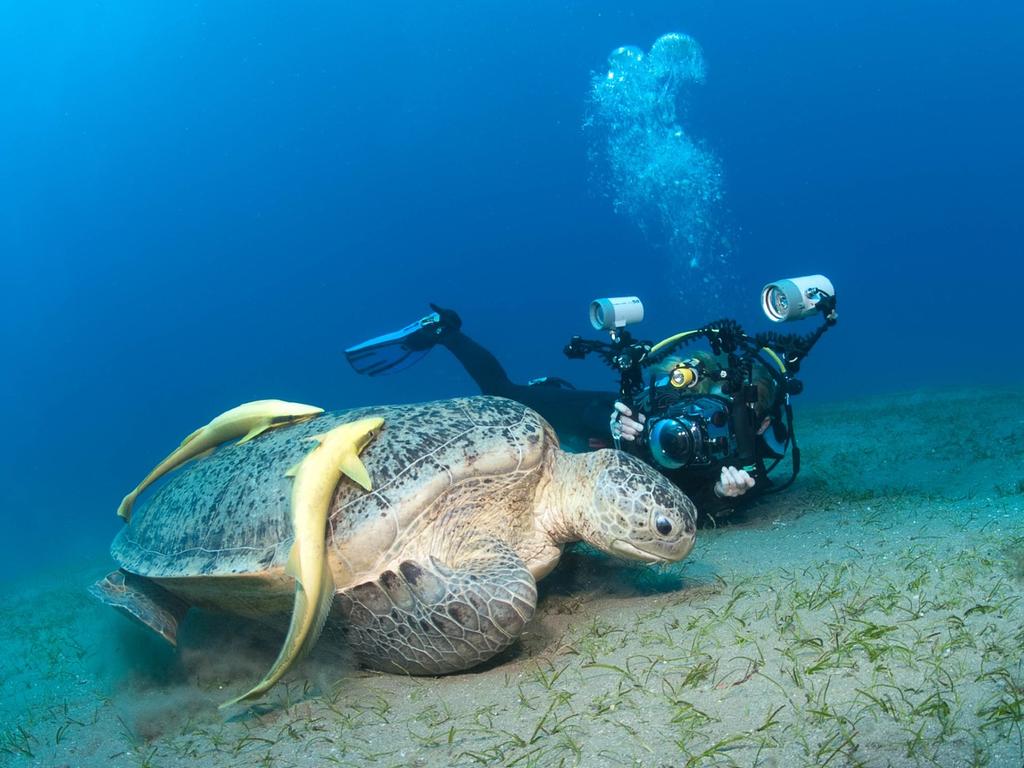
top-left (585, 33), bottom-right (727, 307)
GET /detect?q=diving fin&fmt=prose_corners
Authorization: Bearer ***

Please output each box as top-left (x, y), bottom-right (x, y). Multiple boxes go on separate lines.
top-left (344, 310), bottom-right (449, 377)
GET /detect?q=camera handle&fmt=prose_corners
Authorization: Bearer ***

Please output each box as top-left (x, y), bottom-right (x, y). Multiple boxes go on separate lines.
top-left (564, 329), bottom-right (651, 410)
top-left (609, 329), bottom-right (649, 410)
top-left (728, 385), bottom-right (760, 473)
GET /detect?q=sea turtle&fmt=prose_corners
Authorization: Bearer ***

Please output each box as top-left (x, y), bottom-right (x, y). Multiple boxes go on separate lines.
top-left (91, 396), bottom-right (697, 703)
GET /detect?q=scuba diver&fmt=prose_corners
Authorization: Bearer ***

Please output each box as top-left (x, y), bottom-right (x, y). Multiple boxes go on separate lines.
top-left (345, 279), bottom-right (837, 519)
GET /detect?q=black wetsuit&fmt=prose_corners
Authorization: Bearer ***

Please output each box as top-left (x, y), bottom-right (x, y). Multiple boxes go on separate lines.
top-left (441, 330), bottom-right (617, 452)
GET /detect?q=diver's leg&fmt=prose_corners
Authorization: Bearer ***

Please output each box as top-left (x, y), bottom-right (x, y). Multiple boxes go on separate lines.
top-left (438, 324), bottom-right (616, 445)
top-left (420, 307), bottom-right (617, 447)
top-left (402, 304), bottom-right (518, 397)
top-left (440, 331), bottom-right (519, 398)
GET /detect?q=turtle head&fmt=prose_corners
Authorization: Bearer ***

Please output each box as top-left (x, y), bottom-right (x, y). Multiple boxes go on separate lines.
top-left (550, 449), bottom-right (697, 564)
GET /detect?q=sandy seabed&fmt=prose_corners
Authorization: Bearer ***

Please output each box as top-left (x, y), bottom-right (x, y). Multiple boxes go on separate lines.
top-left (2, 387), bottom-right (1023, 768)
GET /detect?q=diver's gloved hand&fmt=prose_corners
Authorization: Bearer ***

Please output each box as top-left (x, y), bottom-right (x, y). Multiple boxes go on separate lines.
top-left (612, 401), bottom-right (646, 442)
top-left (714, 466), bottom-right (756, 498)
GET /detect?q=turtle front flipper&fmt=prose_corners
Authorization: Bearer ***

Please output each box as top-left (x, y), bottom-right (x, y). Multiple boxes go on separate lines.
top-left (89, 570), bottom-right (189, 646)
top-left (339, 538), bottom-right (537, 675)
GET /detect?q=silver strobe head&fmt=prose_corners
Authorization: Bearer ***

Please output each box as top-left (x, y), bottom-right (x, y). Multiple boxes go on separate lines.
top-left (590, 296), bottom-right (644, 331)
top-left (761, 275), bottom-right (835, 323)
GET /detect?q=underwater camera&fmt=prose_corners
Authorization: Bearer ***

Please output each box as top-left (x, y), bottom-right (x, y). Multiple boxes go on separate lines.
top-left (641, 357), bottom-right (759, 472)
top-left (565, 278), bottom-right (838, 489)
top-left (646, 393), bottom-right (734, 470)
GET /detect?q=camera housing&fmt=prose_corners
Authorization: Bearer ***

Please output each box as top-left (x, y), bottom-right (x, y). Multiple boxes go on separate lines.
top-left (647, 395), bottom-right (734, 470)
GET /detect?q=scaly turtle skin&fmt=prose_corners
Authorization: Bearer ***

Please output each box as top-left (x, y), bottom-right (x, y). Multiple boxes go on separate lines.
top-left (92, 396), bottom-right (697, 681)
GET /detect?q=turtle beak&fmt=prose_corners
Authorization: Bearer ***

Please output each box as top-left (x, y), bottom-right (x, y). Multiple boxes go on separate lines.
top-left (611, 535), bottom-right (694, 564)
top-left (609, 539), bottom-right (676, 563)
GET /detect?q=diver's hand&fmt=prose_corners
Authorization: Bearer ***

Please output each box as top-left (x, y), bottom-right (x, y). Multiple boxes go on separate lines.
top-left (714, 466), bottom-right (756, 498)
top-left (612, 401), bottom-right (646, 441)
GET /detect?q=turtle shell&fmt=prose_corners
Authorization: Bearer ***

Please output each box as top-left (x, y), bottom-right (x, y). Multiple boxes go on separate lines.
top-left (111, 396), bottom-right (555, 589)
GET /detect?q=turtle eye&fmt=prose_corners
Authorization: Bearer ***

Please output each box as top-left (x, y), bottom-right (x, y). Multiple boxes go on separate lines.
top-left (655, 515), bottom-right (673, 536)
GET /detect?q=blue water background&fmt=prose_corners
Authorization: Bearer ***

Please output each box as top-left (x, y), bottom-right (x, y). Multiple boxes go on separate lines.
top-left (2, 1), bottom-right (1022, 575)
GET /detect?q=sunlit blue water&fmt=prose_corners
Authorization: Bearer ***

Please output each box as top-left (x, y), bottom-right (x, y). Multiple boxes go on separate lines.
top-left (1, 0), bottom-right (1022, 575)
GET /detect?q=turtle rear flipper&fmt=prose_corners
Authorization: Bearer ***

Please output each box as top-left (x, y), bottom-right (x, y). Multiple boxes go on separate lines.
top-left (89, 570), bottom-right (189, 646)
top-left (338, 538), bottom-right (537, 675)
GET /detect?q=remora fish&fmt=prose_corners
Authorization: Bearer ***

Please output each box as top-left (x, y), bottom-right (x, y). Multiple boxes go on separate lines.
top-left (223, 415), bottom-right (384, 708)
top-left (117, 399), bottom-right (324, 522)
